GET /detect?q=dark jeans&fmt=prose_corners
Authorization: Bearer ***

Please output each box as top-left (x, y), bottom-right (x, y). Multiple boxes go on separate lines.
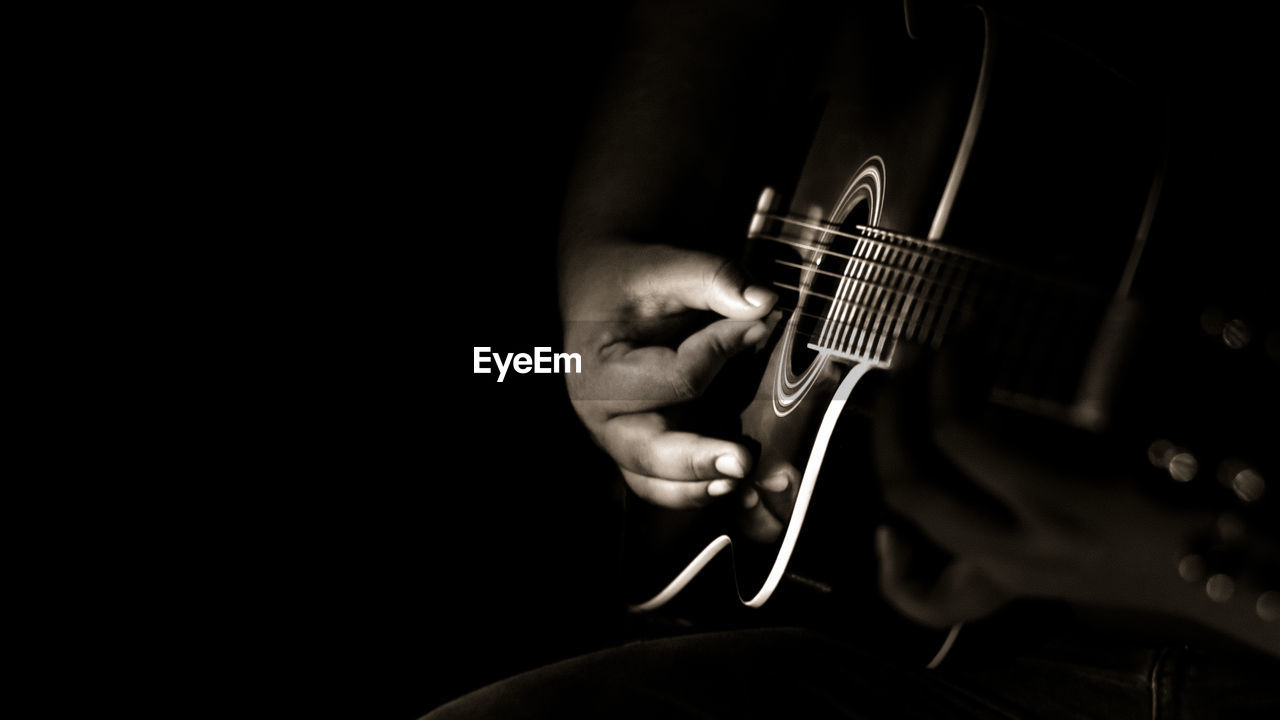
top-left (426, 626), bottom-right (1279, 719)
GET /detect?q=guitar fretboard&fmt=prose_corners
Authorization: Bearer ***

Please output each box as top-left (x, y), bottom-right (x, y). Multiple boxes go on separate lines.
top-left (753, 214), bottom-right (1110, 408)
top-left (806, 225), bottom-right (971, 365)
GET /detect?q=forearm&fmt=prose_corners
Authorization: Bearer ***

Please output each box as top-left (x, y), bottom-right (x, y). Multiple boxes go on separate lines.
top-left (557, 0), bottom-right (831, 315)
top-left (560, 1), bottom-right (779, 241)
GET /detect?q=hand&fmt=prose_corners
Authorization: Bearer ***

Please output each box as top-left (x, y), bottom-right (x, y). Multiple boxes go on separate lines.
top-left (562, 239), bottom-right (777, 509)
top-left (870, 352), bottom-right (1278, 657)
top-left (874, 411), bottom-right (1200, 626)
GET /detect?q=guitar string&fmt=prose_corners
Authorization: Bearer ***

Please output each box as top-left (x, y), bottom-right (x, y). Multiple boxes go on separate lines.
top-left (816, 245), bottom-right (928, 357)
top-left (758, 227), bottom-right (1090, 350)
top-left (770, 303), bottom-right (911, 353)
top-left (758, 213), bottom-right (1099, 354)
top-left (772, 258), bottom-right (953, 307)
top-left (745, 268), bottom-right (964, 340)
top-left (755, 214), bottom-right (1104, 296)
top-left (772, 281), bottom-right (947, 350)
top-left (771, 303), bottom-right (933, 335)
top-left (762, 224), bottom-right (974, 276)
top-left (772, 282), bottom-right (915, 326)
top-left (754, 231), bottom-right (968, 291)
top-left (768, 250), bottom-right (974, 349)
top-left (760, 212), bottom-right (991, 263)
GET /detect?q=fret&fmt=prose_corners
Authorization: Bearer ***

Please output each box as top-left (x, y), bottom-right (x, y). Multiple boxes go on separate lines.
top-left (849, 237), bottom-right (880, 351)
top-left (890, 243), bottom-right (926, 350)
top-left (799, 230), bottom-right (974, 362)
top-left (904, 250), bottom-right (935, 343)
top-left (867, 245), bottom-right (901, 361)
top-left (850, 224), bottom-right (964, 268)
top-left (847, 237), bottom-right (874, 348)
top-left (757, 228), bottom-right (968, 292)
top-left (829, 237), bottom-right (867, 349)
top-left (858, 246), bottom-right (883, 357)
top-left (837, 241), bottom-right (872, 353)
top-left (931, 257), bottom-right (972, 348)
top-left (870, 245), bottom-right (895, 352)
top-left (773, 258), bottom-right (954, 301)
top-left (848, 243), bottom-right (883, 354)
top-left (818, 235), bottom-right (854, 347)
top-left (915, 250), bottom-right (953, 343)
top-left (876, 246), bottom-right (915, 361)
top-left (845, 245), bottom-right (872, 355)
top-left (768, 215), bottom-right (1110, 405)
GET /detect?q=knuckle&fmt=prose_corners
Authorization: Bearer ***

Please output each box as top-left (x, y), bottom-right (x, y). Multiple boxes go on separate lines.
top-left (704, 328), bottom-right (734, 360)
top-left (666, 369), bottom-right (703, 402)
top-left (639, 439), bottom-right (676, 479)
top-left (706, 256), bottom-right (740, 294)
top-left (684, 450), bottom-right (719, 481)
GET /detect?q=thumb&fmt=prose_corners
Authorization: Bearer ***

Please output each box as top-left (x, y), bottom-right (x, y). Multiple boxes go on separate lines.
top-left (643, 247), bottom-right (777, 319)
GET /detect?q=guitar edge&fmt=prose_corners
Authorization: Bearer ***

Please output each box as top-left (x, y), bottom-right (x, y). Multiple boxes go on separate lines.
top-left (630, 1), bottom-right (992, 611)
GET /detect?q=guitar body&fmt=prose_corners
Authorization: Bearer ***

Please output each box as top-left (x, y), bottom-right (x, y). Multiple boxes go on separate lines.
top-left (623, 1), bottom-right (1274, 659)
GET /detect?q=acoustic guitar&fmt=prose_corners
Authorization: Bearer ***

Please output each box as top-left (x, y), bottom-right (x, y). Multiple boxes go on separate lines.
top-left (620, 0), bottom-right (1278, 663)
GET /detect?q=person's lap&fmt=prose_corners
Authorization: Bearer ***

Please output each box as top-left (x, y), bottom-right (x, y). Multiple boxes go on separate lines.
top-left (424, 627), bottom-right (1077, 719)
top-left (426, 625), bottom-right (1280, 719)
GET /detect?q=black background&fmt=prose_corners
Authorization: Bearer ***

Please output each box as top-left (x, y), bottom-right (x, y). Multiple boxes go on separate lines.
top-left (344, 4), bottom-right (634, 717)
top-left (185, 4), bottom-right (639, 717)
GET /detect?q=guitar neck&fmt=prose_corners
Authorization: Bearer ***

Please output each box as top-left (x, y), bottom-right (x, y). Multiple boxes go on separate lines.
top-left (753, 212), bottom-right (1114, 420)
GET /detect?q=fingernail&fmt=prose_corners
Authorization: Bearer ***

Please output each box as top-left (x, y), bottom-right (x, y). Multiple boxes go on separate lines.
top-left (715, 455), bottom-right (746, 478)
top-left (743, 285), bottom-right (777, 309)
top-left (760, 472), bottom-right (790, 493)
top-left (741, 488), bottom-right (760, 509)
top-left (707, 479), bottom-right (735, 497)
top-left (742, 322), bottom-right (769, 346)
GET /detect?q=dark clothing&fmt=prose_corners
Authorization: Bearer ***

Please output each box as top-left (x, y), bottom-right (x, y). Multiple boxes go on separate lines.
top-left (427, 626), bottom-right (1279, 719)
